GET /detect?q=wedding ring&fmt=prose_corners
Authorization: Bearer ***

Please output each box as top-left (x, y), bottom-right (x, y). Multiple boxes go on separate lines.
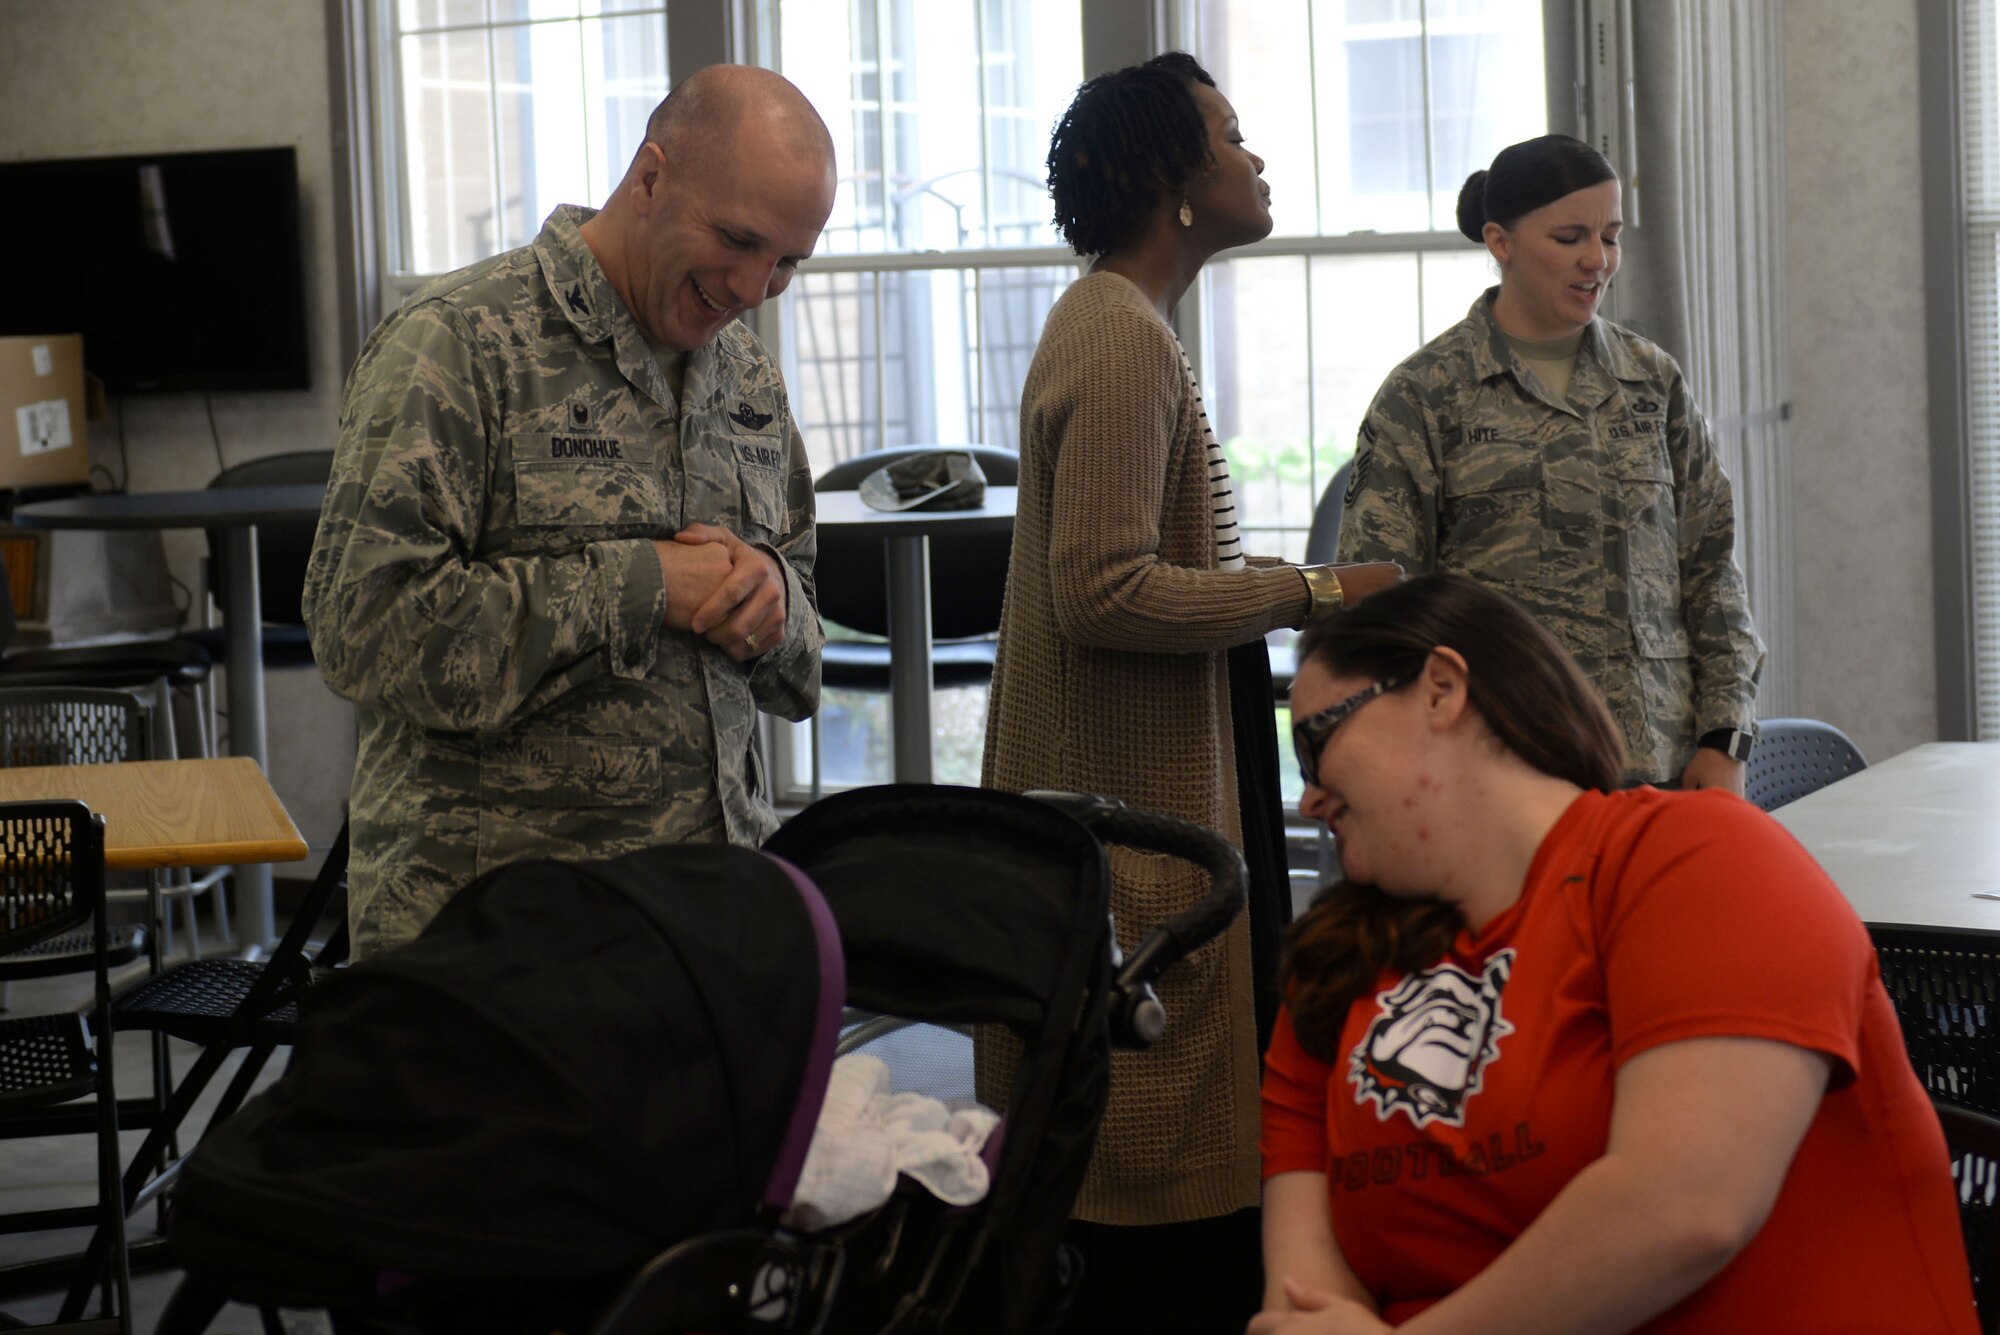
top-left (743, 632), bottom-right (760, 654)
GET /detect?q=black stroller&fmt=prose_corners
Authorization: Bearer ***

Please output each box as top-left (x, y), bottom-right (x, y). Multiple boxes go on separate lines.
top-left (161, 784), bottom-right (1247, 1334)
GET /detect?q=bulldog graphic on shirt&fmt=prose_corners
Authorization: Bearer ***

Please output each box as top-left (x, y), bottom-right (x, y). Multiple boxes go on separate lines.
top-left (1349, 950), bottom-right (1515, 1129)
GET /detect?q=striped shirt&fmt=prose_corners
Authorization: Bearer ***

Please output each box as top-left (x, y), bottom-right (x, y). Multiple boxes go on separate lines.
top-left (1174, 339), bottom-right (1245, 571)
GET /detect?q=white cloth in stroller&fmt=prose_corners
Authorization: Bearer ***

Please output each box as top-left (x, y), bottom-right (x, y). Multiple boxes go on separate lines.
top-left (781, 1054), bottom-right (1001, 1231)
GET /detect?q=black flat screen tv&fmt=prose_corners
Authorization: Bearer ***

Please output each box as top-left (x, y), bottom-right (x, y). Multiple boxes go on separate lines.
top-left (0, 146), bottom-right (310, 393)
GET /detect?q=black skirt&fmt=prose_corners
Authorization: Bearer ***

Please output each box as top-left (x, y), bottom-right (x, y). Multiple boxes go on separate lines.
top-left (1226, 637), bottom-right (1291, 1058)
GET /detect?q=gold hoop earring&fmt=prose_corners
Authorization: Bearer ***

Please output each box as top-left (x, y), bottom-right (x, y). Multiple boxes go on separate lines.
top-left (1178, 199), bottom-right (1193, 227)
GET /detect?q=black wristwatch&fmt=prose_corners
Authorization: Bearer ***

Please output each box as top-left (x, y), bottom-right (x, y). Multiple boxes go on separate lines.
top-left (1698, 727), bottom-right (1755, 762)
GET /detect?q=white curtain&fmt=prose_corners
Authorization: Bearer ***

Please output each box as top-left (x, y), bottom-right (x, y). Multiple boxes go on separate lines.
top-left (1615, 0), bottom-right (1796, 718)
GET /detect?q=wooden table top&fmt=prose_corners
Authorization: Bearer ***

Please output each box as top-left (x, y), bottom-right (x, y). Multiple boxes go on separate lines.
top-left (0, 757), bottom-right (307, 871)
top-left (1770, 742), bottom-right (2000, 935)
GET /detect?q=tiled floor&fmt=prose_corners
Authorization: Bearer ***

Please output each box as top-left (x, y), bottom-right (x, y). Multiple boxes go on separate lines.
top-left (0, 919), bottom-right (311, 1335)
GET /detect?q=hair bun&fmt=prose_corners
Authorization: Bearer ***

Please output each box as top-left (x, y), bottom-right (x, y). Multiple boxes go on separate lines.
top-left (1455, 170), bottom-right (1489, 242)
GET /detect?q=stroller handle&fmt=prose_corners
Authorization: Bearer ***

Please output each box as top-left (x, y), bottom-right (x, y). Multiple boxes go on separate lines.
top-left (1025, 791), bottom-right (1249, 1049)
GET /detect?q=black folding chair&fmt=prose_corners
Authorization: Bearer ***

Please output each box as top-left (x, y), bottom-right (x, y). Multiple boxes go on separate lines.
top-left (0, 689), bottom-right (157, 982)
top-left (1872, 924), bottom-right (2000, 1331)
top-left (44, 822), bottom-right (350, 1324)
top-left (0, 800), bottom-right (131, 1333)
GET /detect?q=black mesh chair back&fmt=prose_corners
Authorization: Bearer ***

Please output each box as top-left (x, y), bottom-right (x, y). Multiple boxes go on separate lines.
top-left (0, 799), bottom-right (132, 1332)
top-left (813, 445), bottom-right (1017, 642)
top-left (1872, 924), bottom-right (2000, 1329)
top-left (1936, 1102), bottom-right (2000, 1335)
top-left (1744, 717), bottom-right (1866, 812)
top-left (0, 687), bottom-right (149, 768)
top-left (54, 821), bottom-right (353, 1327)
top-left (0, 688), bottom-right (154, 981)
top-left (204, 449), bottom-right (333, 629)
top-left (0, 802), bottom-right (103, 957)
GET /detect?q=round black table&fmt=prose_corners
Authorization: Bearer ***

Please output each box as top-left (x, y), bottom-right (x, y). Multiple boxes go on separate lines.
top-left (13, 484), bottom-right (328, 946)
top-left (813, 486), bottom-right (1016, 783)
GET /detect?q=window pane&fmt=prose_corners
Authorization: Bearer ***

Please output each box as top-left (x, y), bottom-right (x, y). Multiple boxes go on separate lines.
top-left (784, 264), bottom-right (1072, 472)
top-left (391, 1), bottom-right (666, 273)
top-left (592, 13), bottom-right (668, 184)
top-left (787, 681), bottom-right (989, 791)
top-left (490, 0), bottom-right (579, 18)
top-left (401, 0), bottom-right (486, 30)
top-left (778, 0), bottom-right (1082, 255)
top-left (1202, 0), bottom-right (1545, 236)
top-left (1418, 246), bottom-right (1496, 339)
top-left (1206, 255), bottom-right (1314, 559)
top-left (492, 20), bottom-right (584, 252)
top-left (400, 28), bottom-right (500, 272)
top-left (1425, 0), bottom-right (1547, 226)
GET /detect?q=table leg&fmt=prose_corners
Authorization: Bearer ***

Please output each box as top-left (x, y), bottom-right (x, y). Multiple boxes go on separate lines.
top-left (222, 526), bottom-right (276, 948)
top-left (886, 533), bottom-right (934, 784)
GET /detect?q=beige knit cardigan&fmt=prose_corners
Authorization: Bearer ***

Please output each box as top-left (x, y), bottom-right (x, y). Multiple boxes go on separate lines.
top-left (982, 271), bottom-right (1311, 1226)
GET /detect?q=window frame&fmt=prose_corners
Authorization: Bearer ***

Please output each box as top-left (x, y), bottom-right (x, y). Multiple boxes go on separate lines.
top-left (1920, 0), bottom-right (1981, 741)
top-left (342, 0), bottom-right (1586, 800)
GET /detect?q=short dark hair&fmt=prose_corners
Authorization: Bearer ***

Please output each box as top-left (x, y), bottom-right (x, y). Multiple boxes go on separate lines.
top-left (1046, 52), bottom-right (1216, 257)
top-left (1279, 573), bottom-right (1626, 1059)
top-left (1455, 133), bottom-right (1619, 242)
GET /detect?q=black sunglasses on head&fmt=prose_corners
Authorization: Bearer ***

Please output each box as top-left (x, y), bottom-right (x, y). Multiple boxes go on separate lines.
top-left (1291, 673), bottom-right (1410, 790)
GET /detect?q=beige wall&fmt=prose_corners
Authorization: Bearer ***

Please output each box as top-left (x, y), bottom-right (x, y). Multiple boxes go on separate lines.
top-left (1784, 0), bottom-right (1937, 761)
top-left (0, 0), bottom-right (355, 855)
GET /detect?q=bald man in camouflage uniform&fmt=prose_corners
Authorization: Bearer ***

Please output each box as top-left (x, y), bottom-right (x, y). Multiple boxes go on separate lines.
top-left (1336, 291), bottom-right (1763, 787)
top-left (306, 66), bottom-right (837, 955)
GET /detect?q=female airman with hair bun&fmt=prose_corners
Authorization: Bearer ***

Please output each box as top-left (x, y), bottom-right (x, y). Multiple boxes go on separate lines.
top-left (1337, 134), bottom-right (1763, 793)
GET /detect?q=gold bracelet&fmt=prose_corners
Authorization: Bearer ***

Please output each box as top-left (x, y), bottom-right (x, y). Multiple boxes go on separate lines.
top-left (1298, 564), bottom-right (1345, 621)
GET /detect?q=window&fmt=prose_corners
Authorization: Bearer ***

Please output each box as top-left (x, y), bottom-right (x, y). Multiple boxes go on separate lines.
top-left (360, 0), bottom-right (1552, 798)
top-left (1192, 0), bottom-right (1546, 801)
top-left (376, 0), bottom-right (669, 292)
top-left (762, 0), bottom-right (1085, 792)
top-left (1965, 0), bottom-right (2000, 738)
top-left (772, 0), bottom-right (1085, 462)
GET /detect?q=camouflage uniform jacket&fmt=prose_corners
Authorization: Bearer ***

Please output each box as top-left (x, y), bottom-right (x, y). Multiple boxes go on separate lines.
top-left (305, 205), bottom-right (822, 957)
top-left (1336, 291), bottom-right (1762, 783)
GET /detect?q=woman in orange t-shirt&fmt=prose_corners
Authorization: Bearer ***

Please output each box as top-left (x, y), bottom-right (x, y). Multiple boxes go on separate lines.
top-left (1253, 573), bottom-right (1977, 1335)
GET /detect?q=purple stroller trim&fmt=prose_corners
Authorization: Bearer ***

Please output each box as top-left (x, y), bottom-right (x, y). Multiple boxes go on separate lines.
top-left (758, 852), bottom-right (847, 1213)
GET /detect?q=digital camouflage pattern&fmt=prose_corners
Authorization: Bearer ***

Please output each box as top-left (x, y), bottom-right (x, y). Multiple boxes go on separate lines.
top-left (1336, 291), bottom-right (1762, 784)
top-left (305, 205), bottom-right (823, 957)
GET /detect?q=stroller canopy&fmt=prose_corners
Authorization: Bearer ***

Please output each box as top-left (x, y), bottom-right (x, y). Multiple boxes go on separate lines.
top-left (177, 842), bottom-right (843, 1281)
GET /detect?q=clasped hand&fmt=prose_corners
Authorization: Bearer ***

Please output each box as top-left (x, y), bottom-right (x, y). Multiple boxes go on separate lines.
top-left (654, 523), bottom-right (786, 663)
top-left (1247, 1280), bottom-right (1393, 1335)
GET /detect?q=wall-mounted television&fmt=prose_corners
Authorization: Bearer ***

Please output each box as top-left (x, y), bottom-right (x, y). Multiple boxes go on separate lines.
top-left (0, 146), bottom-right (310, 394)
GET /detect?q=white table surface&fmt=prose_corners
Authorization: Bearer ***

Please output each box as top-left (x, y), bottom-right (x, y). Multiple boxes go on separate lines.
top-left (1769, 742), bottom-right (2000, 934)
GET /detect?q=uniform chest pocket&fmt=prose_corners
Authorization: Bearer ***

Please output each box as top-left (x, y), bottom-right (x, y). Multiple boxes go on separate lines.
top-left (511, 433), bottom-right (663, 529)
top-left (1440, 445), bottom-right (1545, 585)
top-left (722, 399), bottom-right (788, 538)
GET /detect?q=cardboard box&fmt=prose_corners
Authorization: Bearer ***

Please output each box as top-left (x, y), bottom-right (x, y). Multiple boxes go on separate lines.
top-left (0, 334), bottom-right (92, 492)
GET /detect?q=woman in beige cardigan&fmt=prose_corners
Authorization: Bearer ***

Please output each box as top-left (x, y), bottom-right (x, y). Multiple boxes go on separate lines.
top-left (982, 52), bottom-right (1400, 1335)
